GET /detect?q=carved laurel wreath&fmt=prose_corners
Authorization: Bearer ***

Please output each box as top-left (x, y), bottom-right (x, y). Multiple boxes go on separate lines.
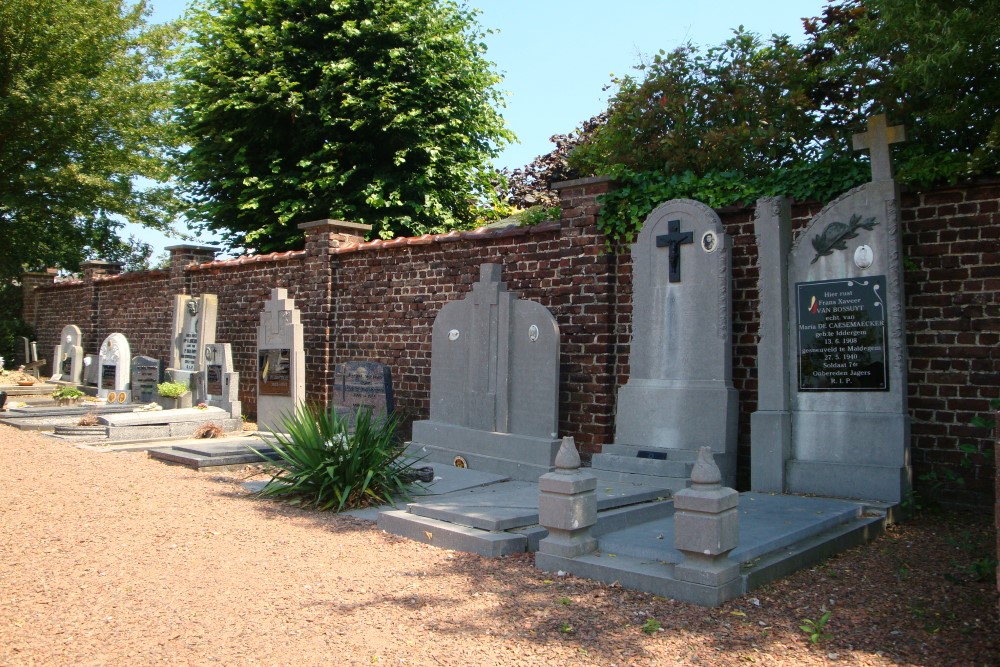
top-left (810, 214), bottom-right (879, 264)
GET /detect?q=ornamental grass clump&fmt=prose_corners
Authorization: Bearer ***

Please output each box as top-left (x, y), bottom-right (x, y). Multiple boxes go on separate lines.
top-left (252, 403), bottom-right (416, 512)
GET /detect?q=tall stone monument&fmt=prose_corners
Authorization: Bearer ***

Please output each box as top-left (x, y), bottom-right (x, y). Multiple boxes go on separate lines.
top-left (409, 263), bottom-right (561, 481)
top-left (751, 115), bottom-right (910, 503)
top-left (49, 324), bottom-right (84, 384)
top-left (256, 288), bottom-right (304, 432)
top-left (98, 333), bottom-right (131, 403)
top-left (166, 293), bottom-right (218, 396)
top-left (593, 199), bottom-right (738, 486)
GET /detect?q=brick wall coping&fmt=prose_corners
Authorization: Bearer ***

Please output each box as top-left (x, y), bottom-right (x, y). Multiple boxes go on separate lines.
top-left (164, 244), bottom-right (221, 252)
top-left (551, 175), bottom-right (615, 190)
top-left (331, 220), bottom-right (563, 256)
top-left (93, 269), bottom-right (169, 284)
top-left (190, 249), bottom-right (307, 271)
top-left (298, 218), bottom-right (372, 233)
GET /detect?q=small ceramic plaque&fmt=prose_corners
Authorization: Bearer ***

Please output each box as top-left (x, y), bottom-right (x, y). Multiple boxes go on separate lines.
top-left (854, 244), bottom-right (874, 269)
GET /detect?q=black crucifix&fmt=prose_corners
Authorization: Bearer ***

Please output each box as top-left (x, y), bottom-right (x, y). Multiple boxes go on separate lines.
top-left (655, 219), bottom-right (693, 283)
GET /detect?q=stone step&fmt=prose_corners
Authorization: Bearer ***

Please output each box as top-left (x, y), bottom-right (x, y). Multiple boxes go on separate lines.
top-left (590, 468), bottom-right (691, 492)
top-left (376, 510), bottom-right (527, 557)
top-left (591, 452), bottom-right (692, 478)
top-left (598, 444), bottom-right (701, 461)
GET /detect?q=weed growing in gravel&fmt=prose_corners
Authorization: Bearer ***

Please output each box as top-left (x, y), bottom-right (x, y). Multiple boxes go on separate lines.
top-left (252, 403), bottom-right (418, 512)
top-left (799, 610), bottom-right (833, 644)
top-left (641, 618), bottom-right (662, 635)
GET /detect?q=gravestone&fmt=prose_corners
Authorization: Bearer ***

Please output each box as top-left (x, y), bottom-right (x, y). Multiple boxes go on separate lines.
top-left (97, 333), bottom-right (131, 403)
top-left (256, 288), bottom-right (305, 432)
top-left (197, 343), bottom-right (241, 419)
top-left (332, 361), bottom-right (394, 420)
top-left (409, 263), bottom-right (561, 481)
top-left (751, 114), bottom-right (911, 503)
top-left (49, 325), bottom-right (84, 384)
top-left (130, 355), bottom-right (161, 404)
top-left (83, 355), bottom-right (99, 386)
top-left (166, 294), bottom-right (218, 398)
top-left (592, 199), bottom-right (738, 487)
top-left (16, 337), bottom-right (34, 368)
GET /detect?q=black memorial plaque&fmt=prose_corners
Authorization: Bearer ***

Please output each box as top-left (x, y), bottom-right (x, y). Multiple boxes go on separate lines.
top-left (100, 364), bottom-right (117, 391)
top-left (258, 349), bottom-right (291, 396)
top-left (206, 364), bottom-right (223, 395)
top-left (797, 276), bottom-right (889, 391)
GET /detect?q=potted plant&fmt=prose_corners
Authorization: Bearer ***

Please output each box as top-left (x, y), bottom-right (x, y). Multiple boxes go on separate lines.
top-left (52, 386), bottom-right (85, 406)
top-left (156, 381), bottom-right (192, 410)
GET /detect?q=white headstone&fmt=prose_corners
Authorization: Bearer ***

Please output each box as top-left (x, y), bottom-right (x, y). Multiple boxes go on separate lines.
top-left (98, 333), bottom-right (131, 403)
top-left (256, 289), bottom-right (304, 432)
top-left (49, 324), bottom-right (84, 384)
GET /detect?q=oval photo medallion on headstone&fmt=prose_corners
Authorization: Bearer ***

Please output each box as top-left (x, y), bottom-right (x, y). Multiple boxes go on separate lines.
top-left (117, 391), bottom-right (127, 404)
top-left (528, 324), bottom-right (539, 342)
top-left (107, 393), bottom-right (117, 404)
top-left (448, 329), bottom-right (460, 341)
top-left (453, 456), bottom-right (467, 469)
top-left (701, 231), bottom-right (718, 253)
top-left (854, 244), bottom-right (874, 269)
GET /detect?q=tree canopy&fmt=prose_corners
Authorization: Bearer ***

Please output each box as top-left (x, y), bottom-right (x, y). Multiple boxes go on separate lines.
top-left (0, 0), bottom-right (181, 283)
top-left (177, 0), bottom-right (514, 253)
top-left (502, 0), bottom-right (999, 241)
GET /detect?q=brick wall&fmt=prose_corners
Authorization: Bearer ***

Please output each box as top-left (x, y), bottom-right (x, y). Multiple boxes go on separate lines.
top-left (23, 179), bottom-right (999, 510)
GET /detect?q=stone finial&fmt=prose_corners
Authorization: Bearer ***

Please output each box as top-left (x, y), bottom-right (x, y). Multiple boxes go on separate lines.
top-left (554, 436), bottom-right (581, 471)
top-left (690, 446), bottom-right (722, 486)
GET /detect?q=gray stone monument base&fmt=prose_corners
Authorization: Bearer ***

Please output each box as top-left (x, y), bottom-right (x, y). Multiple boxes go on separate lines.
top-left (409, 420), bottom-right (561, 482)
top-left (788, 411), bottom-right (910, 503)
top-left (749, 410), bottom-right (791, 493)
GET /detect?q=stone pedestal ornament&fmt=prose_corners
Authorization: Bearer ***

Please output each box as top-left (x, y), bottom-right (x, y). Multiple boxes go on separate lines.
top-left (537, 437), bottom-right (598, 558)
top-left (672, 447), bottom-right (740, 587)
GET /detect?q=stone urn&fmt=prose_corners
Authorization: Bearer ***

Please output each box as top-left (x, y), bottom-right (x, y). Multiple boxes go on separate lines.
top-left (156, 391), bottom-right (192, 411)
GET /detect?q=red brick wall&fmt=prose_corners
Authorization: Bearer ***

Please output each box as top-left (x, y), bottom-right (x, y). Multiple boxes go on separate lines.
top-left (23, 179), bottom-right (998, 510)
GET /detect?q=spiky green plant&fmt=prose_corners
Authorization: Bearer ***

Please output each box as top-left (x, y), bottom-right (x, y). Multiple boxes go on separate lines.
top-left (252, 403), bottom-right (417, 512)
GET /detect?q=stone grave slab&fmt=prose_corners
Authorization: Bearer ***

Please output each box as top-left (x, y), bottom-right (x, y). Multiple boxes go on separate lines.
top-left (49, 324), bottom-right (84, 384)
top-left (593, 199), bottom-right (738, 487)
top-left (148, 438), bottom-right (277, 469)
top-left (97, 333), bottom-right (131, 403)
top-left (751, 115), bottom-right (911, 503)
top-left (409, 263), bottom-right (561, 482)
top-left (256, 288), bottom-right (305, 432)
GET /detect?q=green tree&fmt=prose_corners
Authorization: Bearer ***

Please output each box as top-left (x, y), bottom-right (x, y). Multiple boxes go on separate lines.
top-left (0, 0), bottom-right (181, 283)
top-left (568, 29), bottom-right (827, 179)
top-left (177, 0), bottom-right (514, 253)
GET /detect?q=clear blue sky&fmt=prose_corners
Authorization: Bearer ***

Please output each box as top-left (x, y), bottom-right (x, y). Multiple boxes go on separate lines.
top-left (133, 0), bottom-right (829, 256)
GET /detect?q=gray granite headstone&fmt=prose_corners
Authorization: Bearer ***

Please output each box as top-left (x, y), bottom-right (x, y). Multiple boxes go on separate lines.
top-left (603, 199), bottom-right (738, 484)
top-left (332, 361), bottom-right (394, 419)
top-left (130, 355), bottom-right (161, 404)
top-left (166, 294), bottom-right (218, 397)
top-left (751, 114), bottom-right (911, 503)
top-left (198, 343), bottom-right (241, 419)
top-left (409, 263), bottom-right (561, 481)
top-left (256, 288), bottom-right (305, 432)
top-left (49, 324), bottom-right (84, 384)
top-left (97, 333), bottom-right (131, 403)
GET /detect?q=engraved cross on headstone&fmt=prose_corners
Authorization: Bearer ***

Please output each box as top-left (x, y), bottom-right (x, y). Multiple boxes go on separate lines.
top-left (467, 264), bottom-right (504, 430)
top-left (655, 219), bottom-right (694, 283)
top-left (852, 114), bottom-right (906, 182)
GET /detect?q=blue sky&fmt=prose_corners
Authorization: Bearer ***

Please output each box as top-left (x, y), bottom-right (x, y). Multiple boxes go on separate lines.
top-left (134, 0), bottom-right (830, 255)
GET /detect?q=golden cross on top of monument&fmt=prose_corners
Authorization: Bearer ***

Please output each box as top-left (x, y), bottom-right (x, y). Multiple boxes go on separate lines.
top-left (852, 114), bottom-right (906, 182)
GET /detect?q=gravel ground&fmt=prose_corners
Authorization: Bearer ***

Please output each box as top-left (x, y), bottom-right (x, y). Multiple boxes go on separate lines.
top-left (0, 424), bottom-right (996, 666)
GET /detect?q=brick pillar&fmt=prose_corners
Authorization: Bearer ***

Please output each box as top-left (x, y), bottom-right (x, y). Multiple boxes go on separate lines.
top-left (297, 219), bottom-right (371, 407)
top-left (20, 269), bottom-right (58, 329)
top-left (551, 175), bottom-right (618, 456)
top-left (164, 245), bottom-right (219, 296)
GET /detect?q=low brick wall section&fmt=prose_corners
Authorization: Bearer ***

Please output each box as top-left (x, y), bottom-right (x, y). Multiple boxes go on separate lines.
top-left (24, 178), bottom-right (999, 510)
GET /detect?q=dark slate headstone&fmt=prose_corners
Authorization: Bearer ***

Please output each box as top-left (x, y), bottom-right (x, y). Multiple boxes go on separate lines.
top-left (130, 355), bottom-right (161, 404)
top-left (333, 361), bottom-right (394, 418)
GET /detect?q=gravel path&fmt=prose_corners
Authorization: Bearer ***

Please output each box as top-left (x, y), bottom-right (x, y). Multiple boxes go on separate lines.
top-left (0, 424), bottom-right (996, 666)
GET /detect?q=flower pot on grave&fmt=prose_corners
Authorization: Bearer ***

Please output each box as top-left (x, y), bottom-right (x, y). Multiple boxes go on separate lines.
top-left (56, 397), bottom-right (80, 407)
top-left (156, 391), bottom-right (192, 411)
